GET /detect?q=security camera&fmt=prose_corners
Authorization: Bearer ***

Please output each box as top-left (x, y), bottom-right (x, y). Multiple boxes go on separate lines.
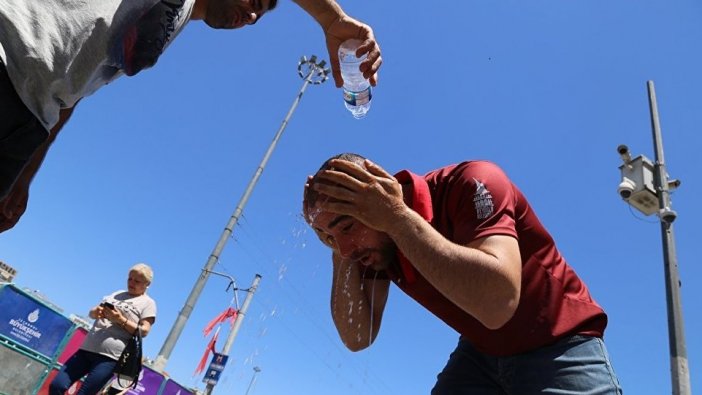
top-left (668, 179), bottom-right (681, 190)
top-left (617, 144), bottom-right (632, 165)
top-left (617, 178), bottom-right (636, 199)
top-left (659, 207), bottom-right (677, 224)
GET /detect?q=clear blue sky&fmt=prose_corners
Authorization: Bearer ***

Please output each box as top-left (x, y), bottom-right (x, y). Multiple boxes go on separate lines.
top-left (1, 0), bottom-right (700, 394)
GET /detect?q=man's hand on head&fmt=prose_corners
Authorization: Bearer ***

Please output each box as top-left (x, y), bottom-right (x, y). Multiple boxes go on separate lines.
top-left (310, 159), bottom-right (405, 233)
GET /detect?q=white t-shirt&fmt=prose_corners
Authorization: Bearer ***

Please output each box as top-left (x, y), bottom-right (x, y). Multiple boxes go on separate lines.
top-left (0, 0), bottom-right (195, 130)
top-left (81, 290), bottom-right (157, 360)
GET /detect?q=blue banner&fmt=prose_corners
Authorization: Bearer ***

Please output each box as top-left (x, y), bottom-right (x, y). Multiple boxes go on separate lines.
top-left (202, 353), bottom-right (229, 385)
top-left (0, 286), bottom-right (73, 357)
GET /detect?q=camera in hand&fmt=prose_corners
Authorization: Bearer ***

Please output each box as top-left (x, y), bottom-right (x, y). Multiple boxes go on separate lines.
top-left (101, 302), bottom-right (115, 309)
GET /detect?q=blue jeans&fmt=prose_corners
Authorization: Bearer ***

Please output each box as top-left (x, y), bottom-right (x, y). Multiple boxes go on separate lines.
top-left (49, 349), bottom-right (118, 395)
top-left (431, 335), bottom-right (622, 395)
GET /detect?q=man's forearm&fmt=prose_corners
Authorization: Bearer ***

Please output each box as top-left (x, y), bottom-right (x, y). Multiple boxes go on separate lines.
top-left (293, 0), bottom-right (345, 31)
top-left (15, 106), bottom-right (73, 185)
top-left (0, 106), bottom-right (75, 232)
top-left (330, 253), bottom-right (388, 351)
top-left (387, 207), bottom-right (521, 330)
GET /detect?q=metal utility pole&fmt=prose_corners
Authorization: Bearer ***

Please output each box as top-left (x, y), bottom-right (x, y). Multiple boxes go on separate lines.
top-left (245, 366), bottom-right (262, 395)
top-left (616, 80), bottom-right (690, 395)
top-left (204, 274), bottom-right (261, 395)
top-left (647, 81), bottom-right (690, 395)
top-left (152, 55), bottom-right (330, 372)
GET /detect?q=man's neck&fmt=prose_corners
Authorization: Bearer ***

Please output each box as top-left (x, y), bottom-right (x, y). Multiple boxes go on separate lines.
top-left (190, 0), bottom-right (206, 20)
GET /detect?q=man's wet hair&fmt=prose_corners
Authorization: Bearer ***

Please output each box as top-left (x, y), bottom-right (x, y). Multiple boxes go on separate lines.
top-left (317, 152), bottom-right (366, 172)
top-left (303, 153), bottom-right (366, 220)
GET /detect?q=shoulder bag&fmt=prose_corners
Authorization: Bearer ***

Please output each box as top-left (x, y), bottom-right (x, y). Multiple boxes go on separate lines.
top-left (113, 323), bottom-right (143, 389)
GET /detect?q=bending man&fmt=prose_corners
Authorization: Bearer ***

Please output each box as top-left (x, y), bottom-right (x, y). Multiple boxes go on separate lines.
top-left (303, 153), bottom-right (622, 394)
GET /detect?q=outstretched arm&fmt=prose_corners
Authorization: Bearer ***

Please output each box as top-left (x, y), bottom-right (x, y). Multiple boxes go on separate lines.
top-left (293, 0), bottom-right (382, 88)
top-left (330, 251), bottom-right (390, 352)
top-left (0, 105), bottom-right (76, 232)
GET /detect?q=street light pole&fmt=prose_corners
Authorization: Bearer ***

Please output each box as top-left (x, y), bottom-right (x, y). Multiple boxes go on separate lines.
top-left (152, 56), bottom-right (330, 372)
top-left (245, 366), bottom-right (262, 395)
top-left (646, 81), bottom-right (690, 395)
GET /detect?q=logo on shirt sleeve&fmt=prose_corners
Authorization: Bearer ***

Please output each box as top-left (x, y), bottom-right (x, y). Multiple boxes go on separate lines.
top-left (472, 178), bottom-right (494, 220)
top-left (122, 0), bottom-right (187, 76)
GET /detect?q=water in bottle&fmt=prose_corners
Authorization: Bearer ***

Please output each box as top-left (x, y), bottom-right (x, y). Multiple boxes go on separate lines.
top-left (338, 39), bottom-right (372, 119)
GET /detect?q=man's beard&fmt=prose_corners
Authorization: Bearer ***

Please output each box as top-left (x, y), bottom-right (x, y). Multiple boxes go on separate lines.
top-left (369, 239), bottom-right (398, 272)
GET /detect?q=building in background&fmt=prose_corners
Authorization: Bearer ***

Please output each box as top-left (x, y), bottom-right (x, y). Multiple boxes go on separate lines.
top-left (0, 260), bottom-right (17, 282)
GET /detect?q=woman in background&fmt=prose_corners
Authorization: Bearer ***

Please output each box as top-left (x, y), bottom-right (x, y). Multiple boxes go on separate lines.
top-left (49, 263), bottom-right (157, 395)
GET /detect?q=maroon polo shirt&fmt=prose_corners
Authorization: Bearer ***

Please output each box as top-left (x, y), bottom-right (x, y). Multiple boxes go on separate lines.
top-left (387, 161), bottom-right (607, 356)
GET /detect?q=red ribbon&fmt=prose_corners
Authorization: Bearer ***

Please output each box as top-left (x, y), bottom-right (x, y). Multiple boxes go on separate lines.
top-left (194, 327), bottom-right (219, 375)
top-left (194, 307), bottom-right (239, 376)
top-left (203, 307), bottom-right (238, 337)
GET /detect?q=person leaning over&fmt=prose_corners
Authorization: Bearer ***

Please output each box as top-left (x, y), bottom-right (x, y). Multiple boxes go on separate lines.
top-left (303, 153), bottom-right (622, 394)
top-left (49, 263), bottom-right (157, 395)
top-left (0, 0), bottom-right (382, 232)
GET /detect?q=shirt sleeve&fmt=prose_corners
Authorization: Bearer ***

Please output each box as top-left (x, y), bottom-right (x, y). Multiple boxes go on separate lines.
top-left (140, 297), bottom-right (157, 322)
top-left (444, 161), bottom-right (518, 245)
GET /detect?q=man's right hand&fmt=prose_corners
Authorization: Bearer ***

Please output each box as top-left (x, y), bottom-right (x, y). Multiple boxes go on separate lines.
top-left (292, 0), bottom-right (382, 88)
top-left (323, 14), bottom-right (382, 88)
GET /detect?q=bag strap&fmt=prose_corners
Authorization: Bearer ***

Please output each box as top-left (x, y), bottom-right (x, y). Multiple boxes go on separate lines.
top-left (134, 319), bottom-right (143, 339)
top-left (116, 321), bottom-right (144, 389)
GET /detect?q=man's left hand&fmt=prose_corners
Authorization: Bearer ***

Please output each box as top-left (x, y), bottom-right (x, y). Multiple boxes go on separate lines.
top-left (312, 159), bottom-right (404, 232)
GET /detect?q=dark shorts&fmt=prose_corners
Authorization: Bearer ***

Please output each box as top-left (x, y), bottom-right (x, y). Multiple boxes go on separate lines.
top-left (0, 59), bottom-right (48, 200)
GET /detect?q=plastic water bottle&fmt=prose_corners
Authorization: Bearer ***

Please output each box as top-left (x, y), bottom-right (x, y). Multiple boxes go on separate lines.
top-left (338, 39), bottom-right (372, 119)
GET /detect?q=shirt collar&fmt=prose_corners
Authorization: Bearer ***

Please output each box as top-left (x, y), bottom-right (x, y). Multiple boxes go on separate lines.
top-left (392, 170), bottom-right (434, 284)
top-left (394, 169), bottom-right (434, 223)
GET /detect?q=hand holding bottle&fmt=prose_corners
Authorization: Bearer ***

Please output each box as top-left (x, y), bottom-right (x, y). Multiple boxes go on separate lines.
top-left (339, 39), bottom-right (373, 119)
top-left (322, 14), bottom-right (381, 88)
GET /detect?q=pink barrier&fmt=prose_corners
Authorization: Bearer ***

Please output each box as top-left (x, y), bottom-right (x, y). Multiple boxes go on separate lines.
top-left (57, 327), bottom-right (88, 365)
